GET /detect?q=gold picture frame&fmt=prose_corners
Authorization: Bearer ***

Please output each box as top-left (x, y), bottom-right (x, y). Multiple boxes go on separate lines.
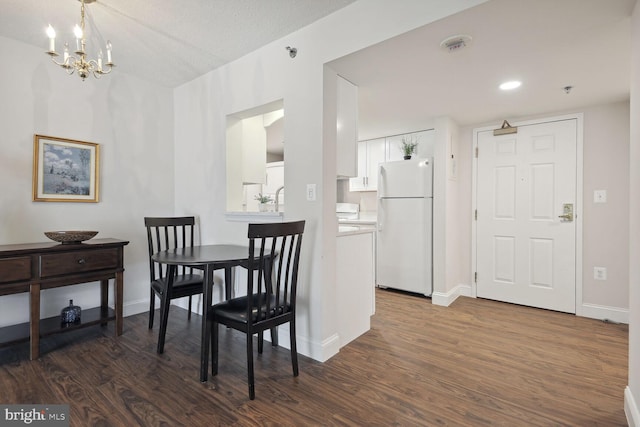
top-left (32, 134), bottom-right (100, 202)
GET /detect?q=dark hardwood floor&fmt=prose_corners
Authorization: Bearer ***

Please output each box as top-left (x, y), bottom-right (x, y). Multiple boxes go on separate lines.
top-left (0, 289), bottom-right (629, 426)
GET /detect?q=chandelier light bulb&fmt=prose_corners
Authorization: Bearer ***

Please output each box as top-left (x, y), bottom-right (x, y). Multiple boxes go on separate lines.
top-left (46, 25), bottom-right (56, 52)
top-left (46, 25), bottom-right (56, 39)
top-left (73, 24), bottom-right (83, 53)
top-left (73, 24), bottom-right (83, 39)
top-left (63, 43), bottom-right (70, 63)
top-left (106, 41), bottom-right (112, 63)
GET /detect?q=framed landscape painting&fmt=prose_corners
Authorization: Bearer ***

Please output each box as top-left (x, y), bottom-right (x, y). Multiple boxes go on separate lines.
top-left (32, 135), bottom-right (100, 202)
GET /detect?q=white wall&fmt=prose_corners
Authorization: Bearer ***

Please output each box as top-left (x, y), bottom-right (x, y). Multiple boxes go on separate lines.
top-left (444, 118), bottom-right (464, 295)
top-left (173, 0), bottom-right (487, 361)
top-left (581, 102), bottom-right (630, 313)
top-left (0, 36), bottom-right (174, 326)
top-left (625, 2), bottom-right (640, 425)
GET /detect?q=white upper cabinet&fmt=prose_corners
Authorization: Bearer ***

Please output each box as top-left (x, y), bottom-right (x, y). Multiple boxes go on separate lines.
top-left (336, 76), bottom-right (358, 178)
top-left (349, 138), bottom-right (385, 191)
top-left (263, 161), bottom-right (285, 207)
top-left (240, 116), bottom-right (267, 184)
top-left (349, 140), bottom-right (368, 191)
top-left (413, 129), bottom-right (436, 159)
top-left (227, 115), bottom-right (267, 186)
top-left (385, 134), bottom-right (406, 162)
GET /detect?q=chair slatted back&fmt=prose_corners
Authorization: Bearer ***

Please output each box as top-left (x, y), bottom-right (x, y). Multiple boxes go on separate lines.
top-left (246, 221), bottom-right (305, 330)
top-left (144, 217), bottom-right (197, 281)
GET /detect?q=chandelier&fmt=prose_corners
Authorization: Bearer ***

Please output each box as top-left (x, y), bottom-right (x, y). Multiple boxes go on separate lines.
top-left (45, 0), bottom-right (114, 80)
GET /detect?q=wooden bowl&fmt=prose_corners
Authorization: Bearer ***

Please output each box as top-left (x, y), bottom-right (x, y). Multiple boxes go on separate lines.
top-left (44, 231), bottom-right (98, 244)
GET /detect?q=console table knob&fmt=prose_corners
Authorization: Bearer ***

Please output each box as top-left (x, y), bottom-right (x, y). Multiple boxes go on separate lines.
top-left (78, 258), bottom-right (86, 264)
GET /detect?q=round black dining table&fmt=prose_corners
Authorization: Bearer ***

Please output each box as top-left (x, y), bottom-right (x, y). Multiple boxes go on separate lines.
top-left (152, 244), bottom-right (255, 382)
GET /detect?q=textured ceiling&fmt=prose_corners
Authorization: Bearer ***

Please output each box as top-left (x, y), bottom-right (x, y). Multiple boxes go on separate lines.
top-left (0, 0), bottom-right (356, 88)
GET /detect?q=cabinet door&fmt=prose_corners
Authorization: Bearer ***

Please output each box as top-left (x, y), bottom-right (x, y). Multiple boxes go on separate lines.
top-left (336, 76), bottom-right (358, 177)
top-left (365, 138), bottom-right (386, 190)
top-left (241, 116), bottom-right (267, 184)
top-left (263, 162), bottom-right (284, 195)
top-left (414, 129), bottom-right (435, 159)
top-left (263, 162), bottom-right (284, 207)
top-left (385, 134), bottom-right (405, 161)
top-left (349, 141), bottom-right (368, 191)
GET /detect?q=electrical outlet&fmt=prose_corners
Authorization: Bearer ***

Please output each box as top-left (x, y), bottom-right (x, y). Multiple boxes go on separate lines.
top-left (594, 267), bottom-right (607, 281)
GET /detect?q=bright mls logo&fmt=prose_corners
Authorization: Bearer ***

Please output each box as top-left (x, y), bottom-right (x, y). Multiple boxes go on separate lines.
top-left (0, 405), bottom-right (69, 426)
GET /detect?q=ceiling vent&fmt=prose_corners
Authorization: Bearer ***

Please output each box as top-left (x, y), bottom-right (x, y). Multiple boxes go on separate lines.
top-left (440, 34), bottom-right (472, 52)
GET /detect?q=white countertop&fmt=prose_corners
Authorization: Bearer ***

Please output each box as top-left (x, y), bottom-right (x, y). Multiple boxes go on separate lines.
top-left (225, 211), bottom-right (284, 222)
top-left (337, 224), bottom-right (376, 236)
top-left (337, 211), bottom-right (377, 226)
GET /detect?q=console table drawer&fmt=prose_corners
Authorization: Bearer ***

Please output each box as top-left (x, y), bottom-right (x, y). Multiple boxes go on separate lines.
top-left (0, 257), bottom-right (32, 284)
top-left (40, 249), bottom-right (119, 278)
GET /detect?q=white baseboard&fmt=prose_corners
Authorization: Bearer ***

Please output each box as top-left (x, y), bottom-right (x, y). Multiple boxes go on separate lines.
top-left (580, 303), bottom-right (629, 324)
top-left (241, 324), bottom-right (336, 363)
top-left (432, 283), bottom-right (472, 307)
top-left (121, 297), bottom-right (195, 318)
top-left (626, 386), bottom-right (640, 427)
top-left (123, 298), bottom-right (150, 317)
top-left (278, 331), bottom-right (339, 362)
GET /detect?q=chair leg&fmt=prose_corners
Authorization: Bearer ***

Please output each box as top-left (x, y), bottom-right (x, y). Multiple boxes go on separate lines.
top-left (211, 319), bottom-right (219, 376)
top-left (148, 289), bottom-right (155, 329)
top-left (289, 320), bottom-right (299, 377)
top-left (258, 331), bottom-right (264, 354)
top-left (270, 327), bottom-right (278, 347)
top-left (247, 332), bottom-right (255, 400)
top-left (187, 295), bottom-right (192, 320)
top-left (157, 292), bottom-right (171, 354)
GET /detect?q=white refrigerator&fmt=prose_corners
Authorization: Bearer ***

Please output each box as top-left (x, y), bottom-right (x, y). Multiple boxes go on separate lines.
top-left (376, 158), bottom-right (433, 296)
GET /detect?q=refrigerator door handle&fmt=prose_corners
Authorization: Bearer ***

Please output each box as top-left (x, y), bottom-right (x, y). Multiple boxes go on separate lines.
top-left (377, 199), bottom-right (384, 231)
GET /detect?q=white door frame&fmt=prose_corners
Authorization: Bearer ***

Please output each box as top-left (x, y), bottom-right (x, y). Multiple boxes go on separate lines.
top-left (471, 113), bottom-right (584, 315)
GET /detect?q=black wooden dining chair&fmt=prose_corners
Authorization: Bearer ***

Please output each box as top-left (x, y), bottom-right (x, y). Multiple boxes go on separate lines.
top-left (205, 220), bottom-right (305, 400)
top-left (144, 216), bottom-right (204, 351)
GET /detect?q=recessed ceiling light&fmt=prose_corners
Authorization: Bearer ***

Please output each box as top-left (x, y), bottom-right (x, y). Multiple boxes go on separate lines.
top-left (499, 81), bottom-right (522, 91)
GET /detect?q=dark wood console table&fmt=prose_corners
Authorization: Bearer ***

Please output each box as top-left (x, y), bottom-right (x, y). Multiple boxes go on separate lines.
top-left (0, 238), bottom-right (129, 359)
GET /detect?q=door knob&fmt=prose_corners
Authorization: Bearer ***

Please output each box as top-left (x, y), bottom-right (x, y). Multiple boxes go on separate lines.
top-left (558, 203), bottom-right (574, 222)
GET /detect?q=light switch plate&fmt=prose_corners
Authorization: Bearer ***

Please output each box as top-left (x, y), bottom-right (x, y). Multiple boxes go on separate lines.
top-left (594, 190), bottom-right (607, 203)
top-left (306, 184), bottom-right (316, 201)
top-left (594, 266), bottom-right (607, 280)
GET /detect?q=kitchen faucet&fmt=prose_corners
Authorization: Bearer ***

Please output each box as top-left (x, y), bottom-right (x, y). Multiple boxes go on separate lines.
top-left (275, 186), bottom-right (284, 212)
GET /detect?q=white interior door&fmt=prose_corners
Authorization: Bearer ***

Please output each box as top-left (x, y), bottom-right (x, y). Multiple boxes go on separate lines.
top-left (476, 119), bottom-right (577, 313)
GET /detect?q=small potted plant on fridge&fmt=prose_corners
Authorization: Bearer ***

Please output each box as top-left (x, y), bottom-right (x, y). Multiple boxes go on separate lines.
top-left (254, 193), bottom-right (273, 212)
top-left (400, 136), bottom-right (418, 160)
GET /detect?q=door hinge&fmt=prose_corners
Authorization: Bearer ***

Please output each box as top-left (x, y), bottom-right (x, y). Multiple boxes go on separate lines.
top-left (475, 209), bottom-right (477, 220)
top-left (474, 272), bottom-right (477, 283)
top-left (475, 146), bottom-right (479, 158)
